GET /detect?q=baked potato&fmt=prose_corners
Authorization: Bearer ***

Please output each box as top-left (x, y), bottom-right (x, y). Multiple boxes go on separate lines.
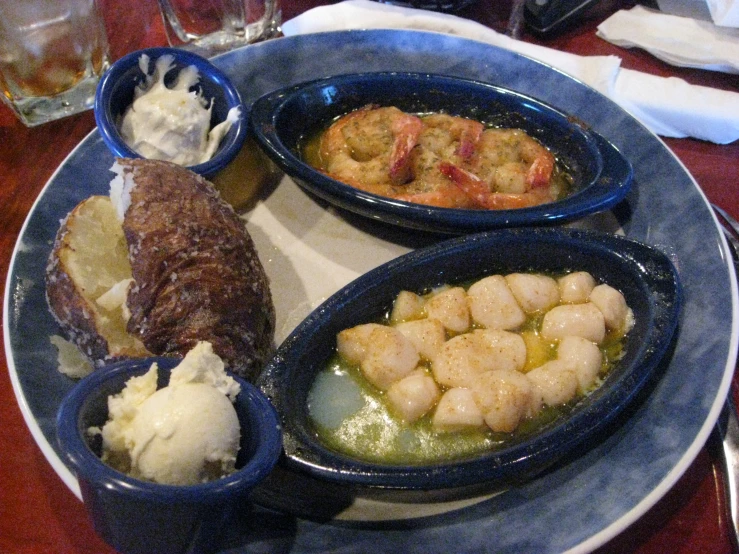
top-left (46, 158), bottom-right (276, 380)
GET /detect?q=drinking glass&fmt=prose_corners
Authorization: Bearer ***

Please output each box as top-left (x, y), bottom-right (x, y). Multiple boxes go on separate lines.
top-left (0, 0), bottom-right (110, 126)
top-left (157, 0), bottom-right (281, 58)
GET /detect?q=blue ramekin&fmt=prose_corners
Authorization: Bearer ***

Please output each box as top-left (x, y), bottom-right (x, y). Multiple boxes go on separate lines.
top-left (57, 357), bottom-right (282, 554)
top-left (94, 47), bottom-right (247, 178)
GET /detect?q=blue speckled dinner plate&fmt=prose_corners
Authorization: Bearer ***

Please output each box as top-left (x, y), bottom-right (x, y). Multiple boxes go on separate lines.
top-left (4, 30), bottom-right (738, 553)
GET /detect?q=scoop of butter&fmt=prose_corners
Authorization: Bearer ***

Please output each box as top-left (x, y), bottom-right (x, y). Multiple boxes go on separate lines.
top-left (97, 341), bottom-right (242, 485)
top-left (119, 54), bottom-right (240, 167)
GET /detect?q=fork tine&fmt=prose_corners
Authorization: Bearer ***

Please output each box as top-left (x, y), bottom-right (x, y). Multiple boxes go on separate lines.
top-left (712, 204), bottom-right (739, 239)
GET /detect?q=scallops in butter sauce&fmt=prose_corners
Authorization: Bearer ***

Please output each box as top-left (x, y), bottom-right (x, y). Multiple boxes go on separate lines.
top-left (308, 270), bottom-right (634, 464)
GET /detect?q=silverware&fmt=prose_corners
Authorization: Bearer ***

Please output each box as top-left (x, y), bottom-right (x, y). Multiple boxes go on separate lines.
top-left (713, 203), bottom-right (739, 254)
top-left (712, 398), bottom-right (739, 552)
top-left (710, 203), bottom-right (739, 550)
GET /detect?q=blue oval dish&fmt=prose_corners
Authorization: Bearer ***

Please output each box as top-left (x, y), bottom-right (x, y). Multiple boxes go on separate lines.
top-left (249, 72), bottom-right (633, 234)
top-left (57, 357), bottom-right (282, 554)
top-left (95, 47), bottom-right (247, 178)
top-left (256, 228), bottom-right (681, 490)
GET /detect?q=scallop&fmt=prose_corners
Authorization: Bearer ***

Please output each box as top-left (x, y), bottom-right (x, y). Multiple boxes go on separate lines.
top-left (472, 369), bottom-right (533, 433)
top-left (336, 323), bottom-right (386, 365)
top-left (432, 332), bottom-right (492, 389)
top-left (558, 271), bottom-right (596, 304)
top-left (386, 370), bottom-right (441, 423)
top-left (390, 290), bottom-right (426, 323)
top-left (358, 326), bottom-right (420, 390)
top-left (505, 273), bottom-right (560, 314)
top-left (589, 283), bottom-right (634, 334)
top-left (467, 275), bottom-right (526, 330)
top-left (395, 318), bottom-right (446, 362)
top-left (432, 388), bottom-right (485, 432)
top-left (557, 335), bottom-right (603, 393)
top-left (540, 303), bottom-right (606, 344)
top-left (526, 360), bottom-right (579, 409)
top-left (432, 329), bottom-right (526, 388)
top-left (424, 286), bottom-right (470, 333)
top-left (476, 329), bottom-right (527, 373)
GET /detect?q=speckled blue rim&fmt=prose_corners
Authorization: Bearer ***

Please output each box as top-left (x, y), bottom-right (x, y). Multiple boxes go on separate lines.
top-left (94, 47), bottom-right (247, 177)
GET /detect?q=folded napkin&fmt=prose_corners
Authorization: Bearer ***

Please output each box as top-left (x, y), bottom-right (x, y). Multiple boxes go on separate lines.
top-left (597, 6), bottom-right (739, 73)
top-left (614, 68), bottom-right (739, 139)
top-left (708, 0), bottom-right (739, 26)
top-left (282, 0), bottom-right (739, 144)
top-left (282, 1), bottom-right (622, 97)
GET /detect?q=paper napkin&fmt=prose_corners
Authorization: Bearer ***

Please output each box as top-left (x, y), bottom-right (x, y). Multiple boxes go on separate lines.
top-left (597, 5), bottom-right (739, 73)
top-left (281, 0), bottom-right (739, 144)
top-left (707, 0), bottom-right (739, 26)
top-left (282, 0), bottom-right (622, 97)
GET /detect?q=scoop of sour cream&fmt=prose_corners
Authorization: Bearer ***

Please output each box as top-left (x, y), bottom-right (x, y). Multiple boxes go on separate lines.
top-left (119, 54), bottom-right (240, 167)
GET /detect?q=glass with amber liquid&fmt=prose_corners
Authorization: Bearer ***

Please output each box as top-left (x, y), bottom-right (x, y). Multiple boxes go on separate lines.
top-left (0, 0), bottom-right (110, 126)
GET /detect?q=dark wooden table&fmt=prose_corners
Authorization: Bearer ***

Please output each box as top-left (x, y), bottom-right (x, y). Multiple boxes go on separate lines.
top-left (1, 0), bottom-right (737, 552)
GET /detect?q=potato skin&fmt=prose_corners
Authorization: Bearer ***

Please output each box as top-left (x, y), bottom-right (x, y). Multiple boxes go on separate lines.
top-left (119, 158), bottom-right (276, 380)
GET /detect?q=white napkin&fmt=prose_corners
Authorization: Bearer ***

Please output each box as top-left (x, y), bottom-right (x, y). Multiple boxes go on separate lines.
top-left (615, 68), bottom-right (739, 139)
top-left (597, 6), bottom-right (739, 73)
top-left (708, 0), bottom-right (739, 26)
top-left (282, 0), bottom-right (739, 144)
top-left (282, 1), bottom-right (622, 97)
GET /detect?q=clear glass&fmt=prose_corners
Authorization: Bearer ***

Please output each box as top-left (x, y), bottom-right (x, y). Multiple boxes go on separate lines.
top-left (157, 0), bottom-right (281, 58)
top-left (0, 0), bottom-right (110, 127)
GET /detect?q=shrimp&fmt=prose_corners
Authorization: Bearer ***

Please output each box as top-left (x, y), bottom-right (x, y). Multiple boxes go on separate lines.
top-left (417, 114), bottom-right (484, 163)
top-left (395, 145), bottom-right (478, 208)
top-left (466, 128), bottom-right (555, 193)
top-left (394, 115), bottom-right (485, 209)
top-left (434, 127), bottom-right (557, 209)
top-left (316, 108), bottom-right (560, 212)
top-left (440, 161), bottom-right (554, 210)
top-left (319, 105), bottom-right (423, 191)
